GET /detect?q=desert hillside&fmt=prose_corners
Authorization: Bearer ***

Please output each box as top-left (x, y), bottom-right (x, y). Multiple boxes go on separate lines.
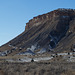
top-left (0, 8), bottom-right (75, 75)
top-left (0, 8), bottom-right (75, 56)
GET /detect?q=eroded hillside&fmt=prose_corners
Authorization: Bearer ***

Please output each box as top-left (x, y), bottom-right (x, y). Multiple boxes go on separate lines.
top-left (0, 8), bottom-right (75, 56)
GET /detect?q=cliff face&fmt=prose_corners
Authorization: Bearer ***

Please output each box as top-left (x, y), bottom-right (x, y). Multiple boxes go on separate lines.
top-left (0, 8), bottom-right (75, 56)
top-left (25, 9), bottom-right (75, 31)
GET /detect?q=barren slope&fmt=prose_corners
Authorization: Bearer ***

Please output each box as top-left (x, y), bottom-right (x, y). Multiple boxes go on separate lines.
top-left (0, 8), bottom-right (75, 56)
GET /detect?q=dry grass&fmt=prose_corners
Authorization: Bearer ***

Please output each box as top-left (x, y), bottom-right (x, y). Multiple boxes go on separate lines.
top-left (0, 60), bottom-right (75, 75)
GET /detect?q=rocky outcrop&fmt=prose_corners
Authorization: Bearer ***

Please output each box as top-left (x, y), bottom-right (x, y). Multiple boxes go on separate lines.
top-left (25, 8), bottom-right (75, 31)
top-left (0, 8), bottom-right (75, 55)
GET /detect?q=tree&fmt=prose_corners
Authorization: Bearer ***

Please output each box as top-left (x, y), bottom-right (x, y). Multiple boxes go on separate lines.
top-left (31, 58), bottom-right (34, 62)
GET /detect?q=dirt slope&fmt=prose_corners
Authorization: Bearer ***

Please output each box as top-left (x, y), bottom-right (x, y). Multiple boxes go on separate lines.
top-left (0, 8), bottom-right (75, 55)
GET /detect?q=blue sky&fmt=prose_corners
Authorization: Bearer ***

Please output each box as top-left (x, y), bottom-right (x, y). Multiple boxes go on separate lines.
top-left (0, 0), bottom-right (75, 46)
